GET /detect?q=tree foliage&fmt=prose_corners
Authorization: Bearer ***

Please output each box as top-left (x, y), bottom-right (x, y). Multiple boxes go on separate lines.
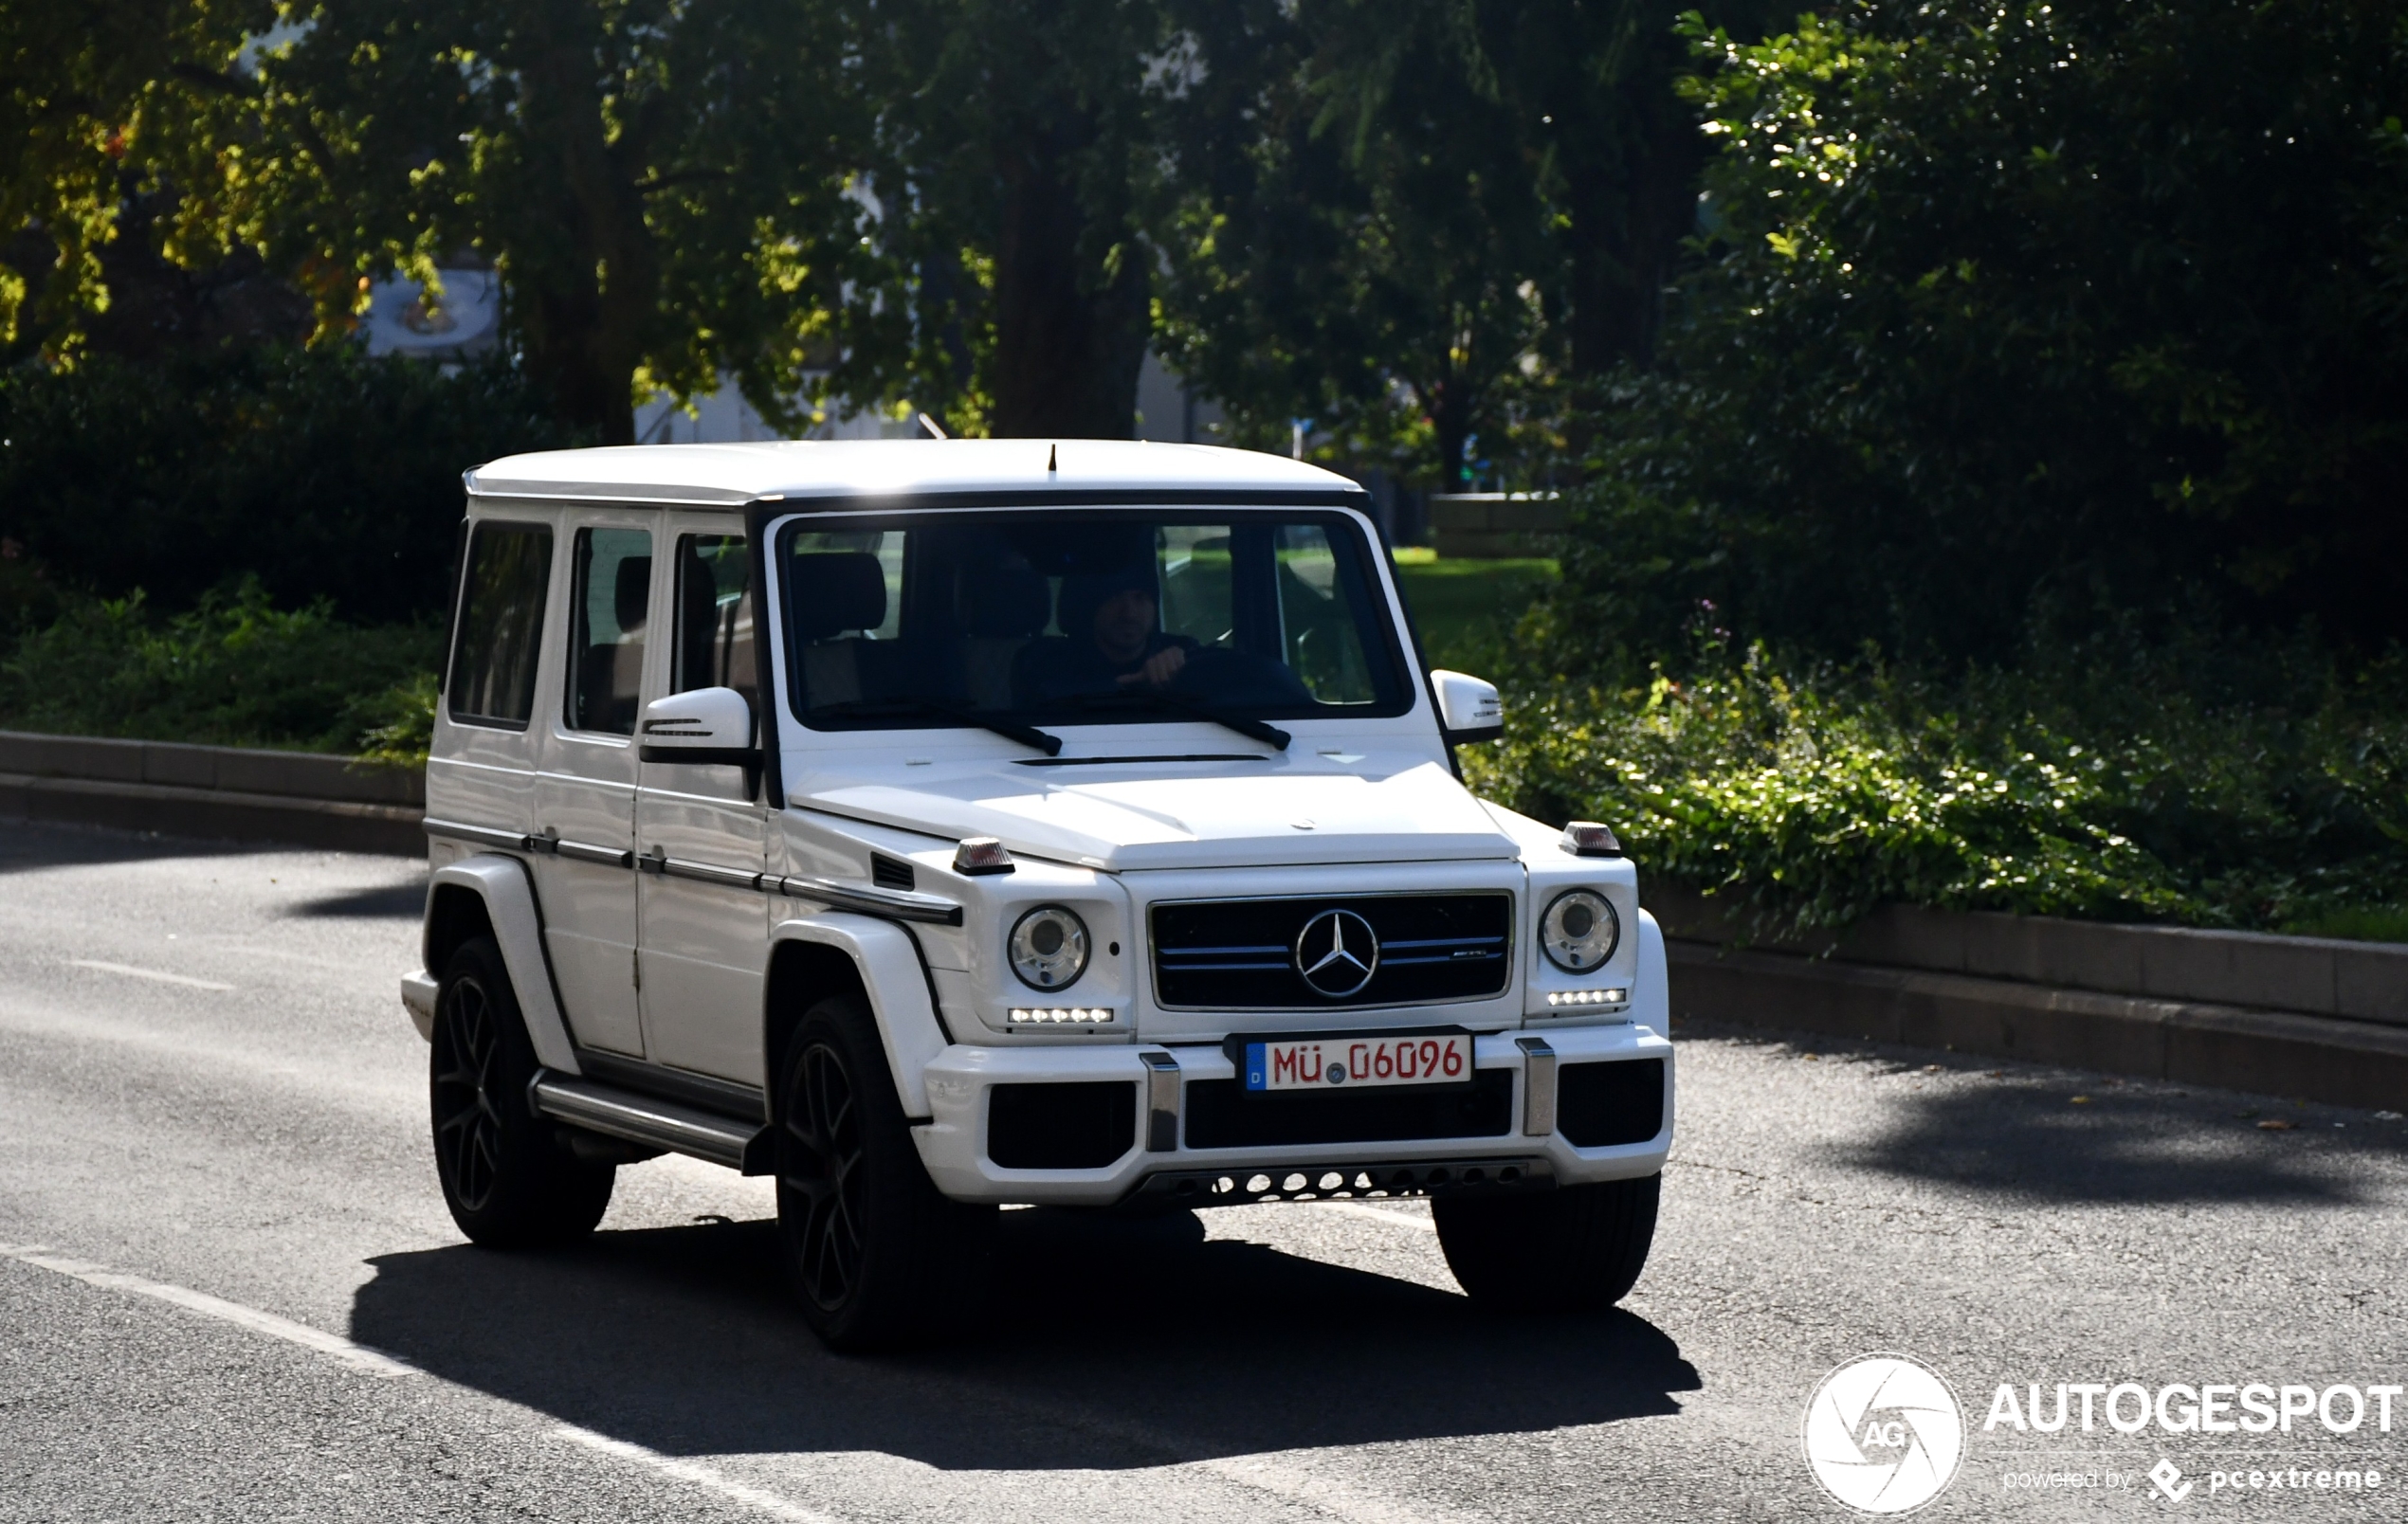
top-left (0, 0), bottom-right (279, 356)
top-left (1158, 1), bottom-right (1754, 488)
top-left (217, 0), bottom-right (892, 442)
top-left (1553, 0), bottom-right (2408, 664)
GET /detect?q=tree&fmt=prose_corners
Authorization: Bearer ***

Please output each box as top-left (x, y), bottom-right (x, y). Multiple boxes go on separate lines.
top-left (1553, 0), bottom-right (2408, 665)
top-left (209, 0), bottom-right (895, 443)
top-left (1156, 1), bottom-right (1767, 489)
top-left (1156, 1), bottom-right (1556, 488)
top-left (1460, 0), bottom-right (1775, 385)
top-left (855, 0), bottom-right (1188, 439)
top-left (0, 0), bottom-right (276, 359)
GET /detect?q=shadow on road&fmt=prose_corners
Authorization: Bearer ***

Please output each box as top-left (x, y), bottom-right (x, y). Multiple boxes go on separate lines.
top-left (1676, 1026), bottom-right (2402, 1206)
top-left (352, 1206), bottom-right (1698, 1467)
top-left (0, 819), bottom-right (253, 875)
top-left (1837, 1083), bottom-right (2398, 1205)
top-left (284, 881), bottom-right (426, 918)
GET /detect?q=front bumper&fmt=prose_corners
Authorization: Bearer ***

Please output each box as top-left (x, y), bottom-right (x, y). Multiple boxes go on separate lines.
top-left (401, 968), bottom-right (438, 1041)
top-left (912, 1023), bottom-right (1673, 1206)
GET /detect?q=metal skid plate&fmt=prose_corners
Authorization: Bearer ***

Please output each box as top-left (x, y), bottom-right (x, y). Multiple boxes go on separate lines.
top-left (1122, 1155), bottom-right (1554, 1212)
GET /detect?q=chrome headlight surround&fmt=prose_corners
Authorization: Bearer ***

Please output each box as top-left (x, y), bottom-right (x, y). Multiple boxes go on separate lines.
top-left (1540, 889), bottom-right (1619, 974)
top-left (1008, 904), bottom-right (1091, 991)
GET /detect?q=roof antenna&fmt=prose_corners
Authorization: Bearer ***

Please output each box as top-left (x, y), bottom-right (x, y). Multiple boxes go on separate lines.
top-left (1047, 442), bottom-right (1057, 473)
top-left (917, 411), bottom-right (948, 440)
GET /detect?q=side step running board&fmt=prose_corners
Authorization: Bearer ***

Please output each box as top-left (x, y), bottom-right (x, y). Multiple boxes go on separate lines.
top-left (530, 1071), bottom-right (773, 1174)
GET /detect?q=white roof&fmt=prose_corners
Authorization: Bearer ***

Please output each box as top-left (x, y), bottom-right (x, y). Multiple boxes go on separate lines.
top-left (464, 438), bottom-right (1361, 508)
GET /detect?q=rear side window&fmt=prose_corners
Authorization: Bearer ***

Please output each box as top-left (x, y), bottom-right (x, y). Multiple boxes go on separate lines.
top-left (447, 521), bottom-right (554, 729)
top-left (567, 528), bottom-right (652, 735)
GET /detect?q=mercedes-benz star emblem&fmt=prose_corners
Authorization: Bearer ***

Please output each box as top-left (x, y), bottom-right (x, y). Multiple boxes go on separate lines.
top-left (1294, 908), bottom-right (1379, 998)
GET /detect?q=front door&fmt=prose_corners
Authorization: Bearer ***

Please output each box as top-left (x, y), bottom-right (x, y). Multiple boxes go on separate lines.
top-left (636, 525), bottom-right (771, 1084)
top-left (529, 517), bottom-right (655, 1057)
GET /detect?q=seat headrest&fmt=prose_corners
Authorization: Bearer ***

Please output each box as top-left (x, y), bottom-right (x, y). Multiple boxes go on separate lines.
top-left (959, 564), bottom-right (1051, 638)
top-left (792, 552), bottom-right (887, 641)
top-left (613, 554), bottom-right (652, 631)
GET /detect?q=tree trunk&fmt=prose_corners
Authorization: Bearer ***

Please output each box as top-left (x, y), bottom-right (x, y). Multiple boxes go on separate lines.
top-left (988, 128), bottom-right (1148, 440)
top-left (509, 23), bottom-right (662, 444)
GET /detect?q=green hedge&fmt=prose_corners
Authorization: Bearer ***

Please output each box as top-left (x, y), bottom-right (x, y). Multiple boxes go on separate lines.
top-left (1465, 630), bottom-right (2408, 939)
top-left (0, 578), bottom-right (438, 753)
top-left (0, 345), bottom-right (580, 626)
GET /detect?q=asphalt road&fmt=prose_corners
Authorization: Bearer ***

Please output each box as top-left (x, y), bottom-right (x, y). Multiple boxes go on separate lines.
top-left (1, 821), bottom-right (2401, 1523)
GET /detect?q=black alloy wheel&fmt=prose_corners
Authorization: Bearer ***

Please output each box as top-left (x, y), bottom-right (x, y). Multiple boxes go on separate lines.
top-left (779, 1037), bottom-right (867, 1310)
top-left (431, 967), bottom-right (506, 1212)
top-left (774, 994), bottom-right (996, 1351)
top-left (428, 935), bottom-right (614, 1247)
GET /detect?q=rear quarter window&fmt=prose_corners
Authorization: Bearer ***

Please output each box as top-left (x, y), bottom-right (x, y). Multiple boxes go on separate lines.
top-left (447, 520), bottom-right (554, 729)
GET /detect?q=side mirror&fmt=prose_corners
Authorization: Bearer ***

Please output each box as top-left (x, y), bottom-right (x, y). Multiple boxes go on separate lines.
top-left (1430, 669), bottom-right (1505, 744)
top-left (639, 686), bottom-right (759, 766)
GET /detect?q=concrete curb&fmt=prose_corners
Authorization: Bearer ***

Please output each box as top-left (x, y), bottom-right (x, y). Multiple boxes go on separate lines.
top-left (0, 729), bottom-right (424, 854)
top-left (1667, 939), bottom-right (2408, 1111)
top-left (1646, 884), bottom-right (2407, 1028)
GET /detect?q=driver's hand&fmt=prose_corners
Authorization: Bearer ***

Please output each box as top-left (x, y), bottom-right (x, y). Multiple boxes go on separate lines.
top-left (1118, 646), bottom-right (1187, 688)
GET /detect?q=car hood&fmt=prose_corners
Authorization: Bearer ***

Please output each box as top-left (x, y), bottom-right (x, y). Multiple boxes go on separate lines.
top-left (791, 756), bottom-right (1519, 871)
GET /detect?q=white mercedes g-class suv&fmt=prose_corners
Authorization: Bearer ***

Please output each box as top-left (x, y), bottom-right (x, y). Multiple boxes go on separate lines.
top-left (401, 439), bottom-right (1671, 1348)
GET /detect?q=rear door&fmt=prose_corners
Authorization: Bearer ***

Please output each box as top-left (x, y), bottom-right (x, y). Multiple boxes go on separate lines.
top-left (528, 513), bottom-right (657, 1057)
top-left (635, 522), bottom-right (770, 1083)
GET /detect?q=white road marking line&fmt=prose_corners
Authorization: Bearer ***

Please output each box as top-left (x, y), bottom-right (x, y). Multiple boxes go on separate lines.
top-left (68, 959), bottom-right (234, 991)
top-left (1314, 1200), bottom-right (1437, 1233)
top-left (1191, 1455), bottom-right (1460, 1524)
top-left (0, 1243), bottom-right (414, 1378)
top-left (555, 1426), bottom-right (850, 1524)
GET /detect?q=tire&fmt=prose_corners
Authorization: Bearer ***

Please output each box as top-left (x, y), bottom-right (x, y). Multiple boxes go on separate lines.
top-left (775, 993), bottom-right (995, 1351)
top-left (429, 935), bottom-right (614, 1247)
top-left (1432, 1173), bottom-right (1660, 1311)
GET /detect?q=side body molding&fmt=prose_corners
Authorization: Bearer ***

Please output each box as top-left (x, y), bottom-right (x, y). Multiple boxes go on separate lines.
top-left (771, 913), bottom-right (948, 1117)
top-left (428, 855), bottom-right (583, 1076)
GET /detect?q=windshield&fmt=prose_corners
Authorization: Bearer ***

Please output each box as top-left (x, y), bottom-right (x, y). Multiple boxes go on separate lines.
top-left (778, 509), bottom-right (1414, 733)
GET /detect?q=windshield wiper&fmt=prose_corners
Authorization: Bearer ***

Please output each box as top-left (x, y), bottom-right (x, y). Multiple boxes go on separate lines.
top-left (1059, 690), bottom-right (1291, 751)
top-left (811, 698), bottom-right (1063, 756)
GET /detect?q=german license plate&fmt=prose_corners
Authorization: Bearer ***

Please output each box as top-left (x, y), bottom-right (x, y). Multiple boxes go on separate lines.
top-left (1242, 1032), bottom-right (1472, 1093)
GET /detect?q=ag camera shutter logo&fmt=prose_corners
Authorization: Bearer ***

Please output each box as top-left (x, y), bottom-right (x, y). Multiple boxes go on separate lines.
top-left (1803, 1353), bottom-right (1966, 1514)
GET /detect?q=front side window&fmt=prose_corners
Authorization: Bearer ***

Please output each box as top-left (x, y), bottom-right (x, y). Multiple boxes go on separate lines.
top-left (566, 527), bottom-right (651, 735)
top-left (673, 534), bottom-right (757, 697)
top-left (780, 510), bottom-right (1409, 731)
top-left (447, 521), bottom-right (554, 729)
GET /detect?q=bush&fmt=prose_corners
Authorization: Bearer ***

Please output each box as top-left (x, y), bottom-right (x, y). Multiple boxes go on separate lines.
top-left (0, 344), bottom-right (582, 626)
top-left (1466, 625), bottom-right (2408, 938)
top-left (0, 577), bottom-right (440, 753)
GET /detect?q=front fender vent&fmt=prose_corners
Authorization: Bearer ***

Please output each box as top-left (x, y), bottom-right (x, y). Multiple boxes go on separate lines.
top-left (870, 852), bottom-right (916, 892)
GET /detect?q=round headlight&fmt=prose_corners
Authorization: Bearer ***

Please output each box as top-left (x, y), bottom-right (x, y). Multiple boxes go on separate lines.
top-left (1009, 905), bottom-right (1090, 990)
top-left (1541, 889), bottom-right (1619, 973)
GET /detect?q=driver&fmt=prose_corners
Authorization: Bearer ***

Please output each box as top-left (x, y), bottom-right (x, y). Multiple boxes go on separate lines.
top-left (1013, 562), bottom-right (1198, 703)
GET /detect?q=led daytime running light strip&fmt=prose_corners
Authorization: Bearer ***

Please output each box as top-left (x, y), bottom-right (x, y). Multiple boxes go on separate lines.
top-left (1546, 989), bottom-right (1628, 1007)
top-left (1008, 1007), bottom-right (1116, 1025)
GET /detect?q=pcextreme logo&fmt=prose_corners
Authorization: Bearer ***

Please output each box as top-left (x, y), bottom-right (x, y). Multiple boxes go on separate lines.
top-left (1803, 1354), bottom-right (1967, 1514)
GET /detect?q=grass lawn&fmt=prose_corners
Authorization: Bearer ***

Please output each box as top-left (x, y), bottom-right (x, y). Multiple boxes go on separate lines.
top-left (1389, 547), bottom-right (1558, 678)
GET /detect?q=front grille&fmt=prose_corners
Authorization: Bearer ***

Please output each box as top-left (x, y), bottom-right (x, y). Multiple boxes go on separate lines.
top-left (1558, 1059), bottom-right (1664, 1148)
top-left (1152, 893), bottom-right (1512, 1008)
top-left (987, 1081), bottom-right (1137, 1169)
top-left (1182, 1070), bottom-right (1515, 1149)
